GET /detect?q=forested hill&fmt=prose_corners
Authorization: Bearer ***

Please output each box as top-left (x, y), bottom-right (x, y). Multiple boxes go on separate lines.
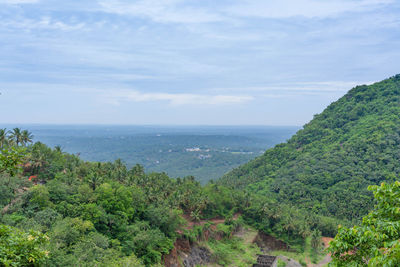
top-left (219, 74), bottom-right (400, 221)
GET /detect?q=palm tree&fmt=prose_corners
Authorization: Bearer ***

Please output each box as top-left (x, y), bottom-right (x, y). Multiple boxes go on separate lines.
top-left (9, 128), bottom-right (22, 146)
top-left (190, 209), bottom-right (201, 224)
top-left (0, 128), bottom-right (8, 148)
top-left (130, 164), bottom-right (144, 177)
top-left (21, 130), bottom-right (33, 146)
top-left (87, 172), bottom-right (102, 190)
top-left (31, 152), bottom-right (46, 175)
top-left (113, 158), bottom-right (127, 183)
top-left (54, 145), bottom-right (63, 153)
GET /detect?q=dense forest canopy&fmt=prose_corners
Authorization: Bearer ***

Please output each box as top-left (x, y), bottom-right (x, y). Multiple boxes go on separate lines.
top-left (220, 74), bottom-right (400, 222)
top-left (0, 128), bottom-right (261, 266)
top-left (0, 127), bottom-right (335, 266)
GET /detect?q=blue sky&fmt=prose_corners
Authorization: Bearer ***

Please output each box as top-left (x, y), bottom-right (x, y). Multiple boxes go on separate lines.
top-left (0, 0), bottom-right (399, 125)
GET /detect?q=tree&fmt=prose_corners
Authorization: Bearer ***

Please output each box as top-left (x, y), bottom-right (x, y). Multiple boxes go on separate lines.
top-left (0, 146), bottom-right (25, 177)
top-left (21, 130), bottom-right (34, 146)
top-left (9, 128), bottom-right (22, 146)
top-left (328, 181), bottom-right (400, 266)
top-left (29, 185), bottom-right (52, 210)
top-left (54, 145), bottom-right (63, 153)
top-left (120, 221), bottom-right (173, 265)
top-left (86, 172), bottom-right (103, 190)
top-left (190, 209), bottom-right (201, 224)
top-left (310, 229), bottom-right (322, 251)
top-left (113, 159), bottom-right (127, 183)
top-left (0, 128), bottom-right (8, 148)
top-left (0, 224), bottom-right (49, 266)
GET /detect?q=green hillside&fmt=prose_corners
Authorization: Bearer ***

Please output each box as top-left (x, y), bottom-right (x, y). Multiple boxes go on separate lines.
top-left (0, 130), bottom-right (330, 266)
top-left (219, 74), bottom-right (400, 221)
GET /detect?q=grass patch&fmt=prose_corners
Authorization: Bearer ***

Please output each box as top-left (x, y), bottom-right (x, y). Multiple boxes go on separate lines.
top-left (201, 225), bottom-right (260, 267)
top-left (270, 236), bottom-right (326, 266)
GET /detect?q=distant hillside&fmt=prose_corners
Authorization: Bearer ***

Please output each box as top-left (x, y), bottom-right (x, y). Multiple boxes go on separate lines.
top-left (219, 74), bottom-right (400, 221)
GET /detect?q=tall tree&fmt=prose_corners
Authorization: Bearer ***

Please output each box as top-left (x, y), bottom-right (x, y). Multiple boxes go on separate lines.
top-left (21, 130), bottom-right (33, 146)
top-left (113, 158), bottom-right (127, 183)
top-left (0, 128), bottom-right (8, 148)
top-left (54, 145), bottom-right (63, 153)
top-left (9, 128), bottom-right (22, 146)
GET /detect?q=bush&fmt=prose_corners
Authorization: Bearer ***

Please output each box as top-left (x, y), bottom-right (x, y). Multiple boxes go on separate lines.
top-left (211, 242), bottom-right (232, 266)
top-left (0, 224), bottom-right (49, 266)
top-left (277, 258), bottom-right (287, 267)
top-left (216, 223), bottom-right (233, 238)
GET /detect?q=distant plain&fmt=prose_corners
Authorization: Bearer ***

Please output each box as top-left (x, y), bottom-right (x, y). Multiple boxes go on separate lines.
top-left (2, 125), bottom-right (299, 183)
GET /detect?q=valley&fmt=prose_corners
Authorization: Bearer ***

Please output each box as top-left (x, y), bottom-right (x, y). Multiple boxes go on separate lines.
top-left (1, 75), bottom-right (400, 266)
top-left (1, 0), bottom-right (399, 265)
top-left (2, 125), bottom-right (298, 183)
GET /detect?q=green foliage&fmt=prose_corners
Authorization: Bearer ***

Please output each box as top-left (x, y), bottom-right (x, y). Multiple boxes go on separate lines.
top-left (0, 146), bottom-right (26, 177)
top-left (0, 136), bottom-right (246, 266)
top-left (329, 181), bottom-right (400, 266)
top-left (119, 221), bottom-right (173, 265)
top-left (206, 234), bottom-right (259, 267)
top-left (310, 229), bottom-right (322, 251)
top-left (143, 206), bottom-right (184, 238)
top-left (28, 185), bottom-right (52, 210)
top-left (50, 217), bottom-right (94, 249)
top-left (211, 242), bottom-right (232, 266)
top-left (277, 258), bottom-right (287, 267)
top-left (220, 75), bottom-right (400, 233)
top-left (216, 223), bottom-right (234, 238)
top-left (299, 258), bottom-right (307, 267)
top-left (0, 224), bottom-right (49, 266)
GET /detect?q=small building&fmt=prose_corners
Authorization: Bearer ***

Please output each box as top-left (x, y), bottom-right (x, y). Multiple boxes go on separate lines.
top-left (252, 255), bottom-right (277, 267)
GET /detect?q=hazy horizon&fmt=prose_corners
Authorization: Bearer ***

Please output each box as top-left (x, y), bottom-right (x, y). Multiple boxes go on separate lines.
top-left (0, 123), bottom-right (301, 127)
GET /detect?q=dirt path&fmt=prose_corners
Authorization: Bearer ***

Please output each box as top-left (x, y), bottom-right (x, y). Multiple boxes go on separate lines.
top-left (307, 237), bottom-right (333, 267)
top-left (308, 254), bottom-right (331, 267)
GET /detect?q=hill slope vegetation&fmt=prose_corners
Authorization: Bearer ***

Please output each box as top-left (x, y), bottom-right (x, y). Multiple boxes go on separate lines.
top-left (220, 74), bottom-right (400, 221)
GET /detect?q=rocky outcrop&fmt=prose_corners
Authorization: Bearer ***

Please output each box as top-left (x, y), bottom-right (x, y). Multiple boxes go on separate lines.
top-left (252, 232), bottom-right (300, 267)
top-left (182, 246), bottom-right (211, 267)
top-left (163, 239), bottom-right (211, 267)
top-left (253, 232), bottom-right (291, 252)
top-left (276, 256), bottom-right (302, 267)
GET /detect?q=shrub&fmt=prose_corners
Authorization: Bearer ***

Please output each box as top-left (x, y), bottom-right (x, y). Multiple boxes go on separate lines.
top-left (0, 224), bottom-right (49, 266)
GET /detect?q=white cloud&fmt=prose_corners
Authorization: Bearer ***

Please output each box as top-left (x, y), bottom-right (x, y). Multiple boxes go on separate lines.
top-left (0, 0), bottom-right (38, 4)
top-left (104, 89), bottom-right (254, 106)
top-left (98, 0), bottom-right (224, 23)
top-left (210, 81), bottom-right (374, 95)
top-left (226, 0), bottom-right (394, 19)
top-left (97, 0), bottom-right (395, 24)
top-left (1, 16), bottom-right (86, 31)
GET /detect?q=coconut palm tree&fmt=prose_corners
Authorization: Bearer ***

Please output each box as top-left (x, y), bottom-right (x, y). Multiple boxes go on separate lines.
top-left (9, 128), bottom-right (22, 146)
top-left (190, 209), bottom-right (201, 223)
top-left (54, 145), bottom-right (63, 153)
top-left (0, 128), bottom-right (8, 148)
top-left (87, 172), bottom-right (103, 190)
top-left (113, 158), bottom-right (127, 183)
top-left (21, 130), bottom-right (33, 146)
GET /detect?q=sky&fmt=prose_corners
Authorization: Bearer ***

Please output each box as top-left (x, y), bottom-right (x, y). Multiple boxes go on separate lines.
top-left (0, 0), bottom-right (399, 126)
